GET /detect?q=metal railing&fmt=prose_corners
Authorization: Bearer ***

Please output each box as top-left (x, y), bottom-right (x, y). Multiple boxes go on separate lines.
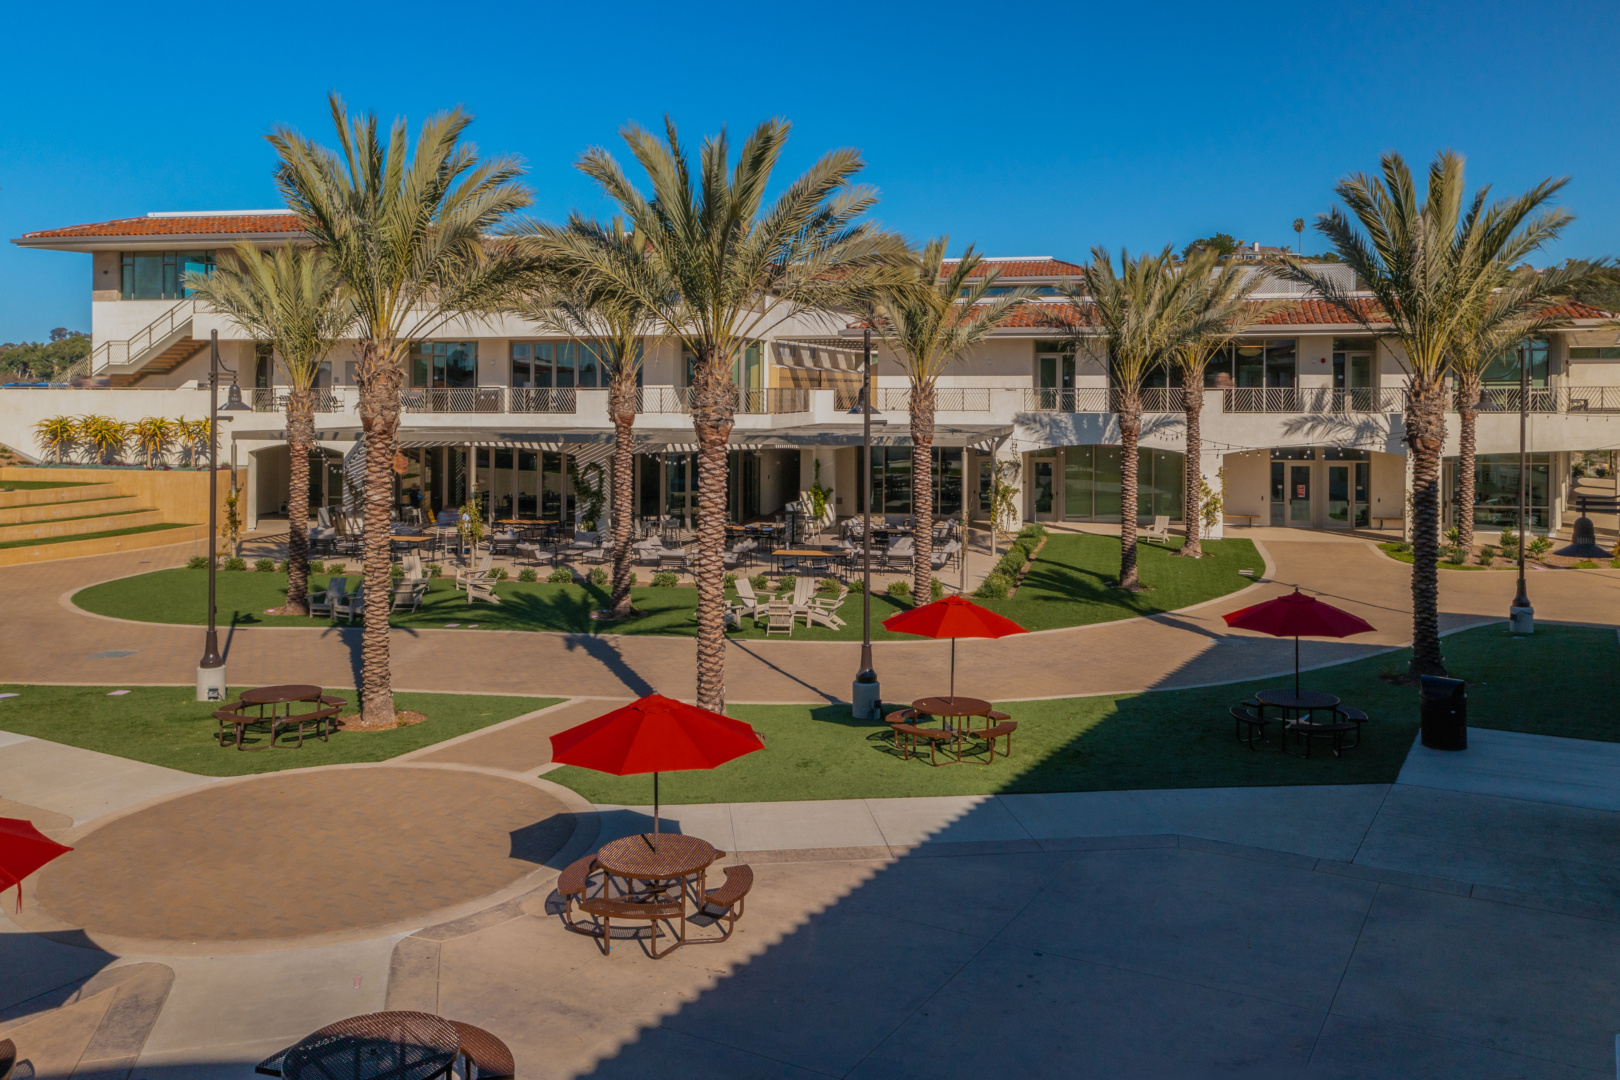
top-left (89, 299), bottom-right (196, 371)
top-left (509, 387), bottom-right (578, 414)
top-left (829, 387), bottom-right (991, 412)
top-left (1224, 387), bottom-right (1405, 413)
top-left (635, 386), bottom-right (809, 414)
top-left (250, 388), bottom-right (350, 413)
top-left (1020, 388), bottom-right (1183, 413)
top-left (400, 386), bottom-right (505, 413)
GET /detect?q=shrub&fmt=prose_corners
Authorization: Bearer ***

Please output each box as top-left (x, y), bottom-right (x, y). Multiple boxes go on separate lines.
top-left (426, 563), bottom-right (442, 578)
top-left (1478, 545), bottom-right (1496, 564)
top-left (1499, 527), bottom-right (1519, 549)
top-left (724, 573), bottom-right (736, 588)
top-left (254, 558), bottom-right (275, 572)
top-left (224, 556), bottom-right (247, 572)
top-left (186, 555), bottom-right (209, 570)
top-left (886, 578), bottom-right (910, 597)
top-left (930, 576), bottom-right (945, 600)
top-left (390, 563), bottom-right (405, 579)
top-left (1609, 557), bottom-right (1620, 570)
top-left (1017, 522), bottom-right (1046, 540)
top-left (517, 567), bottom-right (538, 583)
top-left (750, 573), bottom-right (769, 590)
top-left (587, 567), bottom-right (607, 586)
top-left (975, 572), bottom-right (1011, 600)
top-left (821, 576), bottom-right (841, 594)
top-left (629, 572), bottom-right (640, 587)
top-left (1444, 526), bottom-right (1460, 544)
top-left (308, 560), bottom-right (325, 574)
top-left (326, 563), bottom-right (345, 574)
top-left (848, 577), bottom-right (865, 594)
top-left (276, 559), bottom-right (289, 572)
top-left (998, 548), bottom-right (1028, 577)
top-left (1445, 547), bottom-right (1466, 565)
top-left (778, 574), bottom-right (797, 594)
top-left (491, 567), bottom-right (509, 582)
top-left (548, 567), bottom-right (574, 583)
top-left (1528, 536), bottom-right (1552, 560)
top-left (1392, 541), bottom-right (1411, 554)
top-left (1575, 559), bottom-right (1599, 569)
top-left (652, 570), bottom-right (679, 587)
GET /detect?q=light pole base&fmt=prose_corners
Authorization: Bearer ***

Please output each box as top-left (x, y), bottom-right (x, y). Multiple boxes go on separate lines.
top-left (196, 664), bottom-right (228, 702)
top-left (851, 679), bottom-right (883, 721)
top-left (1509, 602), bottom-right (1534, 635)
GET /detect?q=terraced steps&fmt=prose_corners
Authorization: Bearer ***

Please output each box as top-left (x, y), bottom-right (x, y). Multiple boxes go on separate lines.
top-left (0, 493), bottom-right (146, 525)
top-left (0, 481), bottom-right (113, 506)
top-left (0, 508), bottom-right (165, 545)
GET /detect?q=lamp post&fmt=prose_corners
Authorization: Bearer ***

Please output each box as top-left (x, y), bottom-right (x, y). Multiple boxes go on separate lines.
top-left (1509, 341), bottom-right (1534, 634)
top-left (851, 328), bottom-right (886, 719)
top-left (196, 330), bottom-right (251, 701)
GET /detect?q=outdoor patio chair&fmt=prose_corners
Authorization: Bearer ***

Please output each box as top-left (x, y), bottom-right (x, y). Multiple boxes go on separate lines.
top-left (1143, 515), bottom-right (1171, 544)
top-left (515, 542), bottom-right (547, 568)
top-left (1231, 706), bottom-right (1270, 748)
top-left (308, 577), bottom-right (348, 618)
top-left (692, 864), bottom-right (754, 944)
top-left (931, 539), bottom-right (961, 571)
top-left (467, 578), bottom-right (501, 605)
top-left (576, 895), bottom-right (686, 958)
top-left (456, 553), bottom-right (494, 591)
top-left (489, 531), bottom-right (519, 556)
top-left (789, 577), bottom-right (816, 622)
top-left (764, 602), bottom-right (795, 636)
top-left (734, 578), bottom-right (770, 620)
top-left (804, 586), bottom-right (848, 629)
top-left (317, 506), bottom-right (332, 529)
top-left (390, 580), bottom-right (428, 613)
top-left (333, 586), bottom-right (364, 624)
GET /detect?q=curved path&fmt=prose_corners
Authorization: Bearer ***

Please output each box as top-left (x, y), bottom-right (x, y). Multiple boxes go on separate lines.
top-left (4, 532), bottom-right (1617, 704)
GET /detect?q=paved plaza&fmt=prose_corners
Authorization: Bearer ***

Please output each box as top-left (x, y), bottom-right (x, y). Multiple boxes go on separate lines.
top-left (1, 533), bottom-right (1618, 1076)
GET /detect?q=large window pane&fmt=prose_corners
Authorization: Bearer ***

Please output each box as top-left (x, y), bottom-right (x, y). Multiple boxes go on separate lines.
top-left (1063, 446), bottom-right (1093, 519)
top-left (510, 344), bottom-right (532, 388)
top-left (935, 447), bottom-right (963, 517)
top-left (1094, 447), bottom-right (1123, 521)
top-left (555, 344), bottom-right (576, 388)
top-left (1235, 345), bottom-right (1265, 388)
top-left (1265, 339), bottom-right (1297, 387)
top-left (576, 344), bottom-right (599, 388)
top-left (445, 343), bottom-right (476, 388)
top-left (1152, 448), bottom-right (1184, 520)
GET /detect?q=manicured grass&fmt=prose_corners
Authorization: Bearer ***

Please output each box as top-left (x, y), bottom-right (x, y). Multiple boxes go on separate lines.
top-left (0, 480), bottom-right (90, 490)
top-left (0, 522), bottom-right (191, 550)
top-left (0, 685), bottom-right (561, 776)
top-left (550, 624), bottom-right (1620, 804)
top-left (72, 534), bottom-right (1264, 640)
top-left (1378, 542), bottom-right (1490, 571)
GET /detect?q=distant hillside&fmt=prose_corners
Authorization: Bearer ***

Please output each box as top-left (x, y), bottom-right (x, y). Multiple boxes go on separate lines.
top-left (0, 329), bottom-right (89, 382)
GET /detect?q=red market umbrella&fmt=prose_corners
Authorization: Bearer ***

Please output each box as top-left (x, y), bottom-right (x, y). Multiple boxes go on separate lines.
top-left (0, 817), bottom-right (72, 911)
top-left (883, 595), bottom-right (1028, 703)
top-left (1222, 589), bottom-right (1376, 694)
top-left (549, 694), bottom-right (765, 846)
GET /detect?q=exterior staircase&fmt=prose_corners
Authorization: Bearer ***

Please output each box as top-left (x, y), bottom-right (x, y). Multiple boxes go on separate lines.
top-left (89, 299), bottom-right (208, 386)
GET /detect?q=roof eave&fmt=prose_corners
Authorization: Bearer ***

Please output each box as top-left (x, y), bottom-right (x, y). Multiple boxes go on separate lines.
top-left (12, 231), bottom-right (309, 253)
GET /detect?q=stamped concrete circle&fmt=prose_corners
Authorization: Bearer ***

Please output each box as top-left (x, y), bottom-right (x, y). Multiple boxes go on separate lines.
top-left (37, 766), bottom-right (574, 944)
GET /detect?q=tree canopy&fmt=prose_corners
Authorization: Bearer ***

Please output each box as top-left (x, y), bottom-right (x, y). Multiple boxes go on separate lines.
top-left (0, 332), bottom-right (88, 381)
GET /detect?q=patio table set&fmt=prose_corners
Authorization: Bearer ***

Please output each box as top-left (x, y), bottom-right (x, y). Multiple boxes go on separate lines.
top-left (255, 1010), bottom-right (514, 1080)
top-left (213, 684), bottom-right (346, 751)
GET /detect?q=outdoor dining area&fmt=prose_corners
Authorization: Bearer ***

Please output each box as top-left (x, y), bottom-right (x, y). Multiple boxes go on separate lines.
top-left (213, 685), bottom-right (346, 750)
top-left (254, 1010), bottom-right (514, 1080)
top-left (1222, 589), bottom-right (1375, 758)
top-left (546, 695), bottom-right (764, 959)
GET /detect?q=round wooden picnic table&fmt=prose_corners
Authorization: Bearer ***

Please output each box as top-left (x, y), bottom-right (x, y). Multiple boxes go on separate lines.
top-left (241, 684), bottom-right (325, 708)
top-left (912, 695), bottom-right (994, 720)
top-left (595, 833), bottom-right (718, 883)
top-left (278, 1011), bottom-right (460, 1080)
top-left (1253, 688), bottom-right (1343, 753)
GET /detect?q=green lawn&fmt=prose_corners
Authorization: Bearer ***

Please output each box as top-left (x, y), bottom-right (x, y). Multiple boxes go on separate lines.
top-left (0, 685), bottom-right (561, 776)
top-left (0, 480), bottom-right (91, 490)
top-left (72, 534), bottom-right (1264, 640)
top-left (550, 623), bottom-right (1620, 804)
top-left (0, 522), bottom-right (191, 550)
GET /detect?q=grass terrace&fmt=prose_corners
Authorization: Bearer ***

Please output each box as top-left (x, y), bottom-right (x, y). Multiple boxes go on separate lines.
top-left (0, 480), bottom-right (92, 490)
top-left (73, 534), bottom-right (1265, 640)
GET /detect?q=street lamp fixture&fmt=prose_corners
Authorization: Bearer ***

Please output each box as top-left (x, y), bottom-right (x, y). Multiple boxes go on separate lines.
top-left (1509, 340), bottom-right (1534, 634)
top-left (197, 329), bottom-right (252, 701)
top-left (851, 327), bottom-right (887, 719)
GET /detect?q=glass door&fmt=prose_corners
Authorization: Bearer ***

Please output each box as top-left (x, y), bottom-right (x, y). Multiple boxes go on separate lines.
top-left (1037, 354), bottom-right (1075, 411)
top-left (1327, 465), bottom-right (1351, 527)
top-left (1032, 455), bottom-right (1056, 519)
top-left (1354, 462), bottom-right (1370, 527)
top-left (1270, 462), bottom-right (1286, 525)
top-left (1289, 464), bottom-right (1313, 525)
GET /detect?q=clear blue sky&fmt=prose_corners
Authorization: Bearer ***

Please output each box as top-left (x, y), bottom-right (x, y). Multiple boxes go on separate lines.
top-left (3, 0), bottom-right (1617, 341)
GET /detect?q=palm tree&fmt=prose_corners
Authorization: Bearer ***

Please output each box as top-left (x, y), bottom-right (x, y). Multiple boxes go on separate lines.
top-left (270, 94), bottom-right (532, 727)
top-left (1167, 251), bottom-right (1287, 558)
top-left (1277, 151), bottom-right (1570, 677)
top-left (1448, 261), bottom-right (1603, 552)
top-left (576, 118), bottom-right (907, 711)
top-left (509, 214), bottom-right (670, 619)
top-left (185, 244), bottom-right (353, 615)
top-left (1059, 246), bottom-right (1199, 591)
top-left (871, 239), bottom-right (1029, 602)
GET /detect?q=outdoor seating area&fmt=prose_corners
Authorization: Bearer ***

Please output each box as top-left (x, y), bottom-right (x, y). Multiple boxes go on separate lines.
top-left (213, 684), bottom-right (346, 750)
top-left (255, 1010), bottom-right (515, 1080)
top-left (884, 699), bottom-right (1019, 765)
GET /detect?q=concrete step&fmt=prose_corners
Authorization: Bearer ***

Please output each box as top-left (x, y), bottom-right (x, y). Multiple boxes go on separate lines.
top-left (0, 522), bottom-right (207, 566)
top-left (0, 494), bottom-right (142, 525)
top-left (0, 482), bottom-right (121, 508)
top-left (0, 508), bottom-right (166, 544)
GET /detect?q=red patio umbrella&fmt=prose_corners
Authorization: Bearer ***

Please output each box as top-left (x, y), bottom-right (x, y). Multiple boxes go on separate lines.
top-left (549, 694), bottom-right (765, 847)
top-left (0, 817), bottom-right (72, 911)
top-left (883, 595), bottom-right (1028, 703)
top-left (1222, 589), bottom-right (1376, 694)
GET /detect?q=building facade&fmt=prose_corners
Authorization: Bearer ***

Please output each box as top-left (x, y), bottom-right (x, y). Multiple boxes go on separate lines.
top-left (9, 210), bottom-right (1618, 537)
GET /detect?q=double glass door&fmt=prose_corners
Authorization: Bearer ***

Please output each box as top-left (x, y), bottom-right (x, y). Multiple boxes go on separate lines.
top-left (1270, 455), bottom-right (1369, 527)
top-left (1326, 463), bottom-right (1370, 528)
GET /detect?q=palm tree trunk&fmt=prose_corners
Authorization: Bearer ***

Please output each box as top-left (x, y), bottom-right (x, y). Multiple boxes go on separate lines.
top-left (909, 383), bottom-right (936, 604)
top-left (1455, 376), bottom-right (1481, 553)
top-left (1117, 399), bottom-right (1144, 590)
top-left (279, 389), bottom-right (315, 616)
top-left (1406, 376), bottom-right (1448, 677)
top-left (356, 348), bottom-right (402, 727)
top-left (690, 356), bottom-right (734, 713)
top-left (609, 380), bottom-right (637, 619)
top-left (1180, 373), bottom-right (1204, 559)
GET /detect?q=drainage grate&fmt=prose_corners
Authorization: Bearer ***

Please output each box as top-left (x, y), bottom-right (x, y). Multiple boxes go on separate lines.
top-left (89, 650), bottom-right (138, 658)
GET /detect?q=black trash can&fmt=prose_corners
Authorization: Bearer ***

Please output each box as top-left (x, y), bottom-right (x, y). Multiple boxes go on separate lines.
top-left (1419, 675), bottom-right (1467, 750)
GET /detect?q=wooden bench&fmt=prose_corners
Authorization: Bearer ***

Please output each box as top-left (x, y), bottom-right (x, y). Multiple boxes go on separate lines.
top-left (1287, 719), bottom-right (1359, 758)
top-left (1224, 513), bottom-right (1260, 527)
top-left (213, 697), bottom-right (344, 750)
top-left (1373, 517), bottom-right (1404, 530)
top-left (694, 864), bottom-right (755, 943)
top-left (556, 855), bottom-right (599, 931)
top-left (975, 720), bottom-right (1018, 763)
top-left (1230, 706), bottom-right (1270, 749)
top-left (577, 896), bottom-right (686, 958)
top-left (892, 723), bottom-right (960, 765)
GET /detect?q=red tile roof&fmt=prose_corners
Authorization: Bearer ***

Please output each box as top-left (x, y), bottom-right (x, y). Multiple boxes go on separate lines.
top-left (941, 258), bottom-right (1086, 279)
top-left (21, 213), bottom-right (306, 239)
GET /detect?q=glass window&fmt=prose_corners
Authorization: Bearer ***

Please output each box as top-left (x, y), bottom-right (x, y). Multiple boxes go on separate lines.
top-left (518, 450), bottom-right (538, 472)
top-left (1481, 339), bottom-right (1550, 387)
top-left (575, 344), bottom-right (599, 388)
top-left (1569, 346), bottom-right (1620, 359)
top-left (1265, 339), bottom-right (1296, 387)
top-left (555, 344), bottom-right (576, 388)
top-left (1093, 447), bottom-right (1123, 520)
top-left (409, 341), bottom-right (478, 388)
top-left (1463, 453), bottom-right (1550, 531)
top-left (1235, 344), bottom-right (1266, 388)
top-left (494, 448), bottom-right (513, 471)
top-left (119, 251), bottom-right (214, 300)
top-left (1203, 343), bottom-right (1236, 387)
top-left (510, 343), bottom-right (533, 388)
top-left (1063, 446), bottom-right (1094, 519)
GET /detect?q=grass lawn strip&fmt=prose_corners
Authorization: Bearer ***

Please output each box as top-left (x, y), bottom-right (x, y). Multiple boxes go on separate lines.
top-left (0, 480), bottom-right (92, 490)
top-left (0, 685), bottom-right (562, 777)
top-left (73, 534), bottom-right (1265, 640)
top-left (550, 624), bottom-right (1618, 804)
top-left (0, 522), bottom-right (191, 550)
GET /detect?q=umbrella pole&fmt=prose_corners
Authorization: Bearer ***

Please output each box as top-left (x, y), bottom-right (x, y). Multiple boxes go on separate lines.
top-left (1295, 635), bottom-right (1300, 696)
top-left (950, 638), bottom-right (956, 703)
top-left (653, 771), bottom-right (659, 850)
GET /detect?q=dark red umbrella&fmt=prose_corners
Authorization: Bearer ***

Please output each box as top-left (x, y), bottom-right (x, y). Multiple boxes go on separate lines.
top-left (0, 817), bottom-right (72, 911)
top-left (883, 595), bottom-right (1028, 703)
top-left (549, 694), bottom-right (765, 845)
top-left (1222, 589), bottom-right (1376, 694)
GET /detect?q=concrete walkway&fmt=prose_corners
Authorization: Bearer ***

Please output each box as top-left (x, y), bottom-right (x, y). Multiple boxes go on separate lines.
top-left (7, 528), bottom-right (1620, 703)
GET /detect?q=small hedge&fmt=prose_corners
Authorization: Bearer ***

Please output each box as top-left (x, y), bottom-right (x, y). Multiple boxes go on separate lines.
top-left (930, 576), bottom-right (945, 600)
top-left (975, 571), bottom-right (1012, 599)
top-left (587, 567), bottom-right (608, 586)
top-left (652, 570), bottom-right (679, 587)
top-left (548, 567), bottom-right (574, 583)
top-left (186, 555), bottom-right (209, 570)
top-left (750, 573), bottom-right (769, 590)
top-left (518, 568), bottom-right (538, 583)
top-left (886, 578), bottom-right (910, 598)
top-left (224, 557), bottom-right (247, 572)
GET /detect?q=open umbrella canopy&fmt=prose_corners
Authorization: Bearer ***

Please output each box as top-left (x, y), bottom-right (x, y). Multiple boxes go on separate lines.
top-left (0, 817), bottom-right (72, 910)
top-left (1223, 589), bottom-right (1376, 639)
top-left (549, 694), bottom-right (765, 776)
top-left (882, 595), bottom-right (1028, 640)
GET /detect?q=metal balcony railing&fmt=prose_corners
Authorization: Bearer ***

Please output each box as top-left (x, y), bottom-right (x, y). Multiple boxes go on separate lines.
top-left (400, 387), bottom-right (505, 413)
top-left (828, 387), bottom-right (991, 412)
top-left (636, 386), bottom-right (809, 414)
top-left (509, 388), bottom-right (578, 414)
top-left (1020, 388), bottom-right (1183, 413)
top-left (1222, 387), bottom-right (1405, 413)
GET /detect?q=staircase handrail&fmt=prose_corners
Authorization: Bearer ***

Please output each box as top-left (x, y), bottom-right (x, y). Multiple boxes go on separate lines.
top-left (88, 298), bottom-right (197, 372)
